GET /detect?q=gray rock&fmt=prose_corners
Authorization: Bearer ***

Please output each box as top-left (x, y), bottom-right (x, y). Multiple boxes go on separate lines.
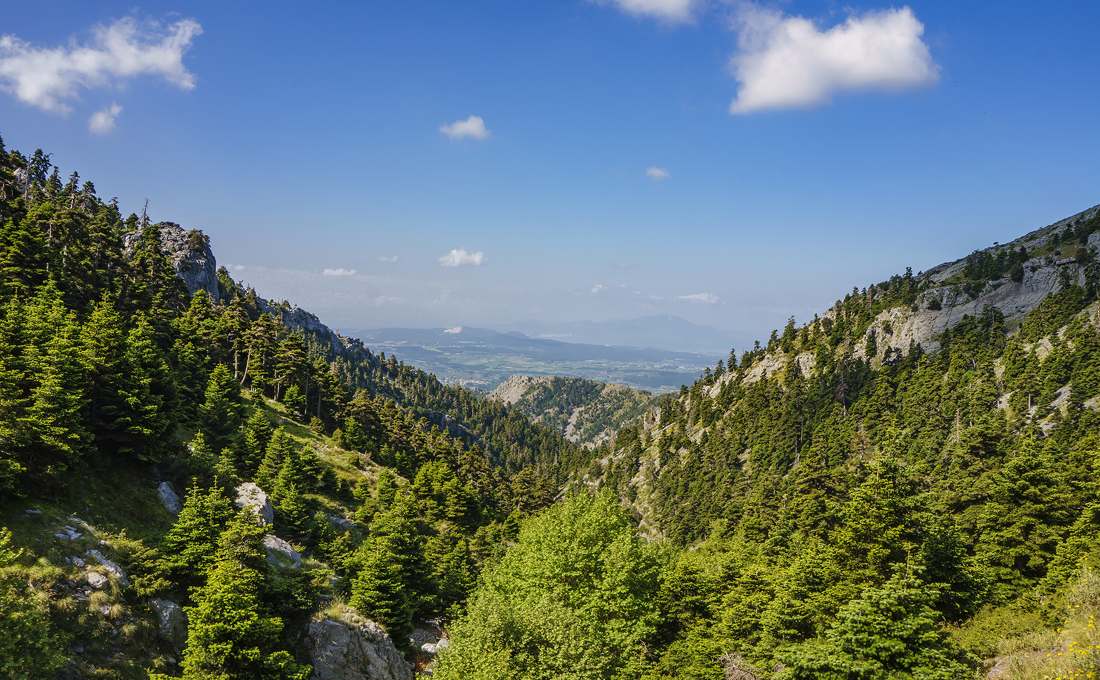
top-left (86, 571), bottom-right (108, 589)
top-left (326, 514), bottom-right (354, 530)
top-left (150, 598), bottom-right (188, 649)
top-left (158, 482), bottom-right (182, 515)
top-left (305, 608), bottom-right (413, 680)
top-left (420, 639), bottom-right (449, 655)
top-left (85, 549), bottom-right (129, 587)
top-left (122, 222), bottom-right (219, 300)
top-left (263, 534), bottom-right (302, 569)
top-left (234, 482), bottom-right (274, 526)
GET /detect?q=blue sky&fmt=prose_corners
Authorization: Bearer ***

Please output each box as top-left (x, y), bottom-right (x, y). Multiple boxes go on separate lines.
top-left (2, 1), bottom-right (1098, 345)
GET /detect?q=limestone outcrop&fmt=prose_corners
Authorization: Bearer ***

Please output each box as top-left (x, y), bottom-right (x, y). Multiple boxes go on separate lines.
top-left (122, 222), bottom-right (219, 300)
top-left (263, 534), bottom-right (302, 569)
top-left (150, 598), bottom-right (188, 649)
top-left (234, 482), bottom-right (275, 526)
top-left (158, 481), bottom-right (182, 515)
top-left (305, 608), bottom-right (413, 680)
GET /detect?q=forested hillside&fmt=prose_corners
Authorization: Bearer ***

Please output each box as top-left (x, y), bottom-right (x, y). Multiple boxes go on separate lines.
top-left (4, 130), bottom-right (1100, 680)
top-left (488, 374), bottom-right (658, 448)
top-left (0, 136), bottom-right (583, 678)
top-left (435, 208), bottom-right (1100, 680)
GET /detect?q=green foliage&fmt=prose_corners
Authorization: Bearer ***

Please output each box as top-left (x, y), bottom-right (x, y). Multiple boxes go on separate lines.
top-left (435, 491), bottom-right (661, 680)
top-left (162, 484), bottom-right (237, 595)
top-left (179, 512), bottom-right (310, 680)
top-left (779, 567), bottom-right (973, 680)
top-left (0, 528), bottom-right (65, 680)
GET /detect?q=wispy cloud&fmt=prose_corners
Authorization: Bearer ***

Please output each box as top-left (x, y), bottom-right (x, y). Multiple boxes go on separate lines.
top-left (88, 102), bottom-right (121, 134)
top-left (375, 255), bottom-right (398, 263)
top-left (322, 268), bottom-right (356, 277)
top-left (0, 16), bottom-right (202, 114)
top-left (439, 248), bottom-right (486, 267)
top-left (679, 292), bottom-right (719, 304)
top-left (439, 115), bottom-right (491, 140)
top-left (729, 5), bottom-right (937, 114)
top-left (592, 0), bottom-right (696, 23)
top-left (646, 166), bottom-right (671, 181)
top-left (591, 284), bottom-right (606, 294)
top-left (611, 261), bottom-right (637, 268)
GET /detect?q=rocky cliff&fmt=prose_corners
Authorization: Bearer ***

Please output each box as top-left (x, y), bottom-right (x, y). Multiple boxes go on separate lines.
top-left (126, 221), bottom-right (366, 358)
top-left (122, 222), bottom-right (220, 300)
top-left (717, 203), bottom-right (1100, 387)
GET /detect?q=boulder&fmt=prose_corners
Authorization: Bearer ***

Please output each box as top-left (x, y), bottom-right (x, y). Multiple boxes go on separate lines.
top-left (305, 608), bottom-right (413, 680)
top-left (158, 482), bottom-right (182, 515)
top-left (150, 598), bottom-right (188, 649)
top-left (86, 571), bottom-right (108, 589)
top-left (420, 639), bottom-right (449, 655)
top-left (234, 482), bottom-right (274, 525)
top-left (85, 549), bottom-right (129, 587)
top-left (263, 534), bottom-right (302, 569)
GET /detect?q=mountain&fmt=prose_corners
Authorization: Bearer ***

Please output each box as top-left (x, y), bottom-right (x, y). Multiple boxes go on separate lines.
top-left (4, 134), bottom-right (1100, 680)
top-left (344, 325), bottom-right (720, 392)
top-left (488, 375), bottom-right (659, 448)
top-left (533, 202), bottom-right (1100, 678)
top-left (490, 315), bottom-right (744, 354)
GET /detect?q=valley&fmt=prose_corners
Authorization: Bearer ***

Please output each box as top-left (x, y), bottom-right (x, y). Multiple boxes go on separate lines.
top-left (1, 137), bottom-right (1099, 680)
top-left (347, 325), bottom-right (720, 392)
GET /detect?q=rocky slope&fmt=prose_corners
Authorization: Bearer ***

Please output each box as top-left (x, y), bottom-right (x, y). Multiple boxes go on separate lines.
top-left (716, 203), bottom-right (1100, 387)
top-left (489, 375), bottom-right (657, 448)
top-left (127, 221), bottom-right (366, 358)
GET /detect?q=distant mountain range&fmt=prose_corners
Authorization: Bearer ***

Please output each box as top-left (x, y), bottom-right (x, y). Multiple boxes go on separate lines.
top-left (488, 315), bottom-right (743, 354)
top-left (343, 324), bottom-right (724, 392)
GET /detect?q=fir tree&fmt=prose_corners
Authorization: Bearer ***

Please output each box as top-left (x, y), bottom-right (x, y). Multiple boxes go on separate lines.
top-left (179, 512), bottom-right (309, 680)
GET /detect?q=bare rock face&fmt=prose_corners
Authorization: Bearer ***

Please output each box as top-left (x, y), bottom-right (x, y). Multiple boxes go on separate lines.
top-left (263, 534), bottom-right (302, 569)
top-left (122, 222), bottom-right (219, 300)
top-left (158, 481), bottom-right (182, 515)
top-left (234, 482), bottom-right (275, 526)
top-left (150, 598), bottom-right (188, 650)
top-left (305, 608), bottom-right (413, 680)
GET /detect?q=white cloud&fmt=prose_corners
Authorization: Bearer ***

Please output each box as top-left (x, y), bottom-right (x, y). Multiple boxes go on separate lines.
top-left (0, 16), bottom-right (202, 114)
top-left (375, 255), bottom-right (398, 263)
top-left (593, 0), bottom-right (696, 23)
top-left (443, 326), bottom-right (463, 334)
top-left (679, 292), bottom-right (720, 304)
top-left (439, 115), bottom-right (491, 140)
top-left (439, 248), bottom-right (486, 267)
top-left (322, 268), bottom-right (356, 277)
top-left (729, 5), bottom-right (938, 114)
top-left (646, 166), bottom-right (671, 181)
top-left (611, 261), bottom-right (637, 268)
top-left (591, 284), bottom-right (606, 294)
top-left (88, 102), bottom-right (121, 134)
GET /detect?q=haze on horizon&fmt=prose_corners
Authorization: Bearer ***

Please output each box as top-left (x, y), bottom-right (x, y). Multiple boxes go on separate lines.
top-left (2, 0), bottom-right (1098, 345)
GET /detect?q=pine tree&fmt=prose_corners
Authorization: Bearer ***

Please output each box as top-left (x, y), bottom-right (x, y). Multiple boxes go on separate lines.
top-left (349, 542), bottom-right (414, 651)
top-left (162, 484), bottom-right (236, 594)
top-left (200, 364), bottom-right (243, 452)
top-left (257, 428), bottom-right (293, 490)
top-left (240, 408), bottom-right (274, 475)
top-left (179, 512), bottom-right (309, 680)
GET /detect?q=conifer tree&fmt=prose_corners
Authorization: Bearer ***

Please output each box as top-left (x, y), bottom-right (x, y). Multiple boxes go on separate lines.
top-left (240, 408), bottom-right (274, 474)
top-left (200, 364), bottom-right (243, 452)
top-left (179, 512), bottom-right (309, 680)
top-left (162, 484), bottom-right (236, 594)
